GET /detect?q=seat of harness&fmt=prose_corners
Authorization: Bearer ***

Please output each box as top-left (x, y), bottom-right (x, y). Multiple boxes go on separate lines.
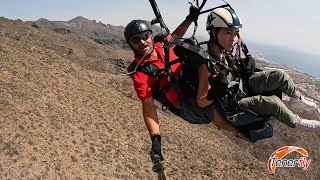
top-left (218, 81), bottom-right (273, 123)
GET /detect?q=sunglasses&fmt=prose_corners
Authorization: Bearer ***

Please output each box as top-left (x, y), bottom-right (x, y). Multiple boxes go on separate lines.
top-left (129, 31), bottom-right (152, 44)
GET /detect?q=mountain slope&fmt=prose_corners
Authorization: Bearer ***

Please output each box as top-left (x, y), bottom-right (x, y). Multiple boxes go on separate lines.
top-left (26, 16), bottom-right (162, 50)
top-left (0, 17), bottom-right (319, 179)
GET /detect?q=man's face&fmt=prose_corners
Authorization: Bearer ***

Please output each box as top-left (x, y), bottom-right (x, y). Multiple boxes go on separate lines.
top-left (129, 31), bottom-right (153, 56)
top-left (216, 28), bottom-right (239, 52)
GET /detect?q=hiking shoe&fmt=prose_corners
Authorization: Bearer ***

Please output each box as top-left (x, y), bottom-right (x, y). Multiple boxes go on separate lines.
top-left (290, 95), bottom-right (318, 111)
top-left (300, 95), bottom-right (318, 109)
top-left (297, 118), bottom-right (320, 131)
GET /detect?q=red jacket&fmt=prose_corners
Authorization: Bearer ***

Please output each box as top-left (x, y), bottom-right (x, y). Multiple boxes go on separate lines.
top-left (132, 40), bottom-right (182, 108)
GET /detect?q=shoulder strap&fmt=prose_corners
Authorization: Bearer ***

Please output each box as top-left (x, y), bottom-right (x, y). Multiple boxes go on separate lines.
top-left (127, 61), bottom-right (162, 78)
top-left (169, 37), bottom-right (209, 60)
top-left (140, 62), bottom-right (162, 77)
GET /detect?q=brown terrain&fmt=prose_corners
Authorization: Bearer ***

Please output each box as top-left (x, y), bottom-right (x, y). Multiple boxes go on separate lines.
top-left (0, 16), bottom-right (319, 179)
top-left (25, 16), bottom-right (162, 50)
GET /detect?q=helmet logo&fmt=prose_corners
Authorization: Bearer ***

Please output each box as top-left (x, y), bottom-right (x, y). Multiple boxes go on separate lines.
top-left (207, 14), bottom-right (216, 29)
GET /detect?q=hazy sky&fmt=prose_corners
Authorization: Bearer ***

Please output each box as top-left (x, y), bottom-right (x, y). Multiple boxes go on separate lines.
top-left (1, 0), bottom-right (320, 55)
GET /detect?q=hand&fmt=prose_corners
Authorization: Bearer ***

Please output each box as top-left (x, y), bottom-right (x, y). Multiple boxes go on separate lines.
top-left (150, 134), bottom-right (164, 172)
top-left (153, 33), bottom-right (167, 44)
top-left (244, 55), bottom-right (256, 73)
top-left (207, 85), bottom-right (228, 101)
top-left (240, 55), bottom-right (256, 79)
top-left (186, 4), bottom-right (200, 22)
top-left (207, 72), bottom-right (228, 100)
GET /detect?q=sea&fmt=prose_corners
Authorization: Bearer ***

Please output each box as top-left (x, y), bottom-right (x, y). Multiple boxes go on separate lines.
top-left (247, 42), bottom-right (320, 79)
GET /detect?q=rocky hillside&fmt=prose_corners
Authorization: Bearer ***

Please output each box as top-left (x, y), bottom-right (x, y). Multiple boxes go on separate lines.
top-left (0, 17), bottom-right (320, 179)
top-left (26, 16), bottom-right (162, 50)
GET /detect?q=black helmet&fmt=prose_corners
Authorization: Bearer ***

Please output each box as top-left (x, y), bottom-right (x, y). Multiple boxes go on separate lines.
top-left (124, 20), bottom-right (152, 43)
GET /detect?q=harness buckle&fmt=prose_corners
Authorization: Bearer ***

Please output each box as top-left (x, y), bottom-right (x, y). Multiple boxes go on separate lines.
top-left (162, 105), bottom-right (168, 111)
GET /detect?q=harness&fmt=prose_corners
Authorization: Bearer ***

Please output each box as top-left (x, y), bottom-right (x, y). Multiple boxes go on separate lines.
top-left (209, 39), bottom-right (275, 142)
top-left (128, 34), bottom-right (275, 142)
top-left (172, 36), bottom-right (275, 142)
top-left (134, 0), bottom-right (275, 143)
top-left (216, 80), bottom-right (274, 142)
top-left (127, 37), bottom-right (216, 115)
top-left (127, 58), bottom-right (182, 116)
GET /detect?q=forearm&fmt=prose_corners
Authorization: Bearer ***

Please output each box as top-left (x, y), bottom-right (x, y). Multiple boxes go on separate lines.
top-left (212, 108), bottom-right (238, 135)
top-left (144, 115), bottom-right (160, 137)
top-left (142, 98), bottom-right (165, 161)
top-left (197, 64), bottom-right (214, 107)
top-left (142, 98), bottom-right (160, 137)
top-left (172, 19), bottom-right (192, 38)
top-left (197, 95), bottom-right (213, 108)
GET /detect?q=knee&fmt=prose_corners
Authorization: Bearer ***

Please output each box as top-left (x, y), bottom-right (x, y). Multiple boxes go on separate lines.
top-left (260, 95), bottom-right (283, 111)
top-left (271, 69), bottom-right (289, 80)
top-left (212, 108), bottom-right (227, 125)
top-left (212, 108), bottom-right (223, 122)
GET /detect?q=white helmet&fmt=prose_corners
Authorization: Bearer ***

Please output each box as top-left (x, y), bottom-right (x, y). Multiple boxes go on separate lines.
top-left (206, 6), bottom-right (242, 30)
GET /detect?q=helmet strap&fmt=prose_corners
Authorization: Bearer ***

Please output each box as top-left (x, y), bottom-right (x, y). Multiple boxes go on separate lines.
top-left (208, 30), bottom-right (225, 55)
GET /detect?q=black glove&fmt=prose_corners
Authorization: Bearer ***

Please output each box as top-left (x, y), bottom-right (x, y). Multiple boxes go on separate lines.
top-left (150, 134), bottom-right (164, 172)
top-left (241, 55), bottom-right (256, 79)
top-left (186, 5), bottom-right (200, 22)
top-left (207, 72), bottom-right (229, 100)
top-left (153, 33), bottom-right (167, 44)
top-left (207, 85), bottom-right (228, 101)
top-left (246, 56), bottom-right (256, 72)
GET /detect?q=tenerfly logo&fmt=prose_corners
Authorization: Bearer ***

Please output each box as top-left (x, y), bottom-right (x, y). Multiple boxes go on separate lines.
top-left (267, 146), bottom-right (311, 173)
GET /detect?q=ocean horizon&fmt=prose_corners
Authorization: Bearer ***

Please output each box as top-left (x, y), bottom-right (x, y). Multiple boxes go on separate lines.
top-left (247, 42), bottom-right (320, 79)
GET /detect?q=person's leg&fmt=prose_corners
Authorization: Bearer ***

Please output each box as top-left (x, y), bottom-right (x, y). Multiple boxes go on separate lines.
top-left (239, 95), bottom-right (320, 130)
top-left (248, 70), bottom-right (296, 96)
top-left (211, 107), bottom-right (237, 133)
top-left (180, 98), bottom-right (236, 126)
top-left (238, 95), bottom-right (300, 127)
top-left (248, 70), bottom-right (319, 110)
top-left (179, 97), bottom-right (217, 124)
top-left (211, 108), bottom-right (251, 142)
top-left (179, 98), bottom-right (251, 141)
top-left (289, 92), bottom-right (319, 110)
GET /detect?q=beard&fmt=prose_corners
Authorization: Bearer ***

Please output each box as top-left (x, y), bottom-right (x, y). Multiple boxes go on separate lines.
top-left (134, 42), bottom-right (154, 58)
